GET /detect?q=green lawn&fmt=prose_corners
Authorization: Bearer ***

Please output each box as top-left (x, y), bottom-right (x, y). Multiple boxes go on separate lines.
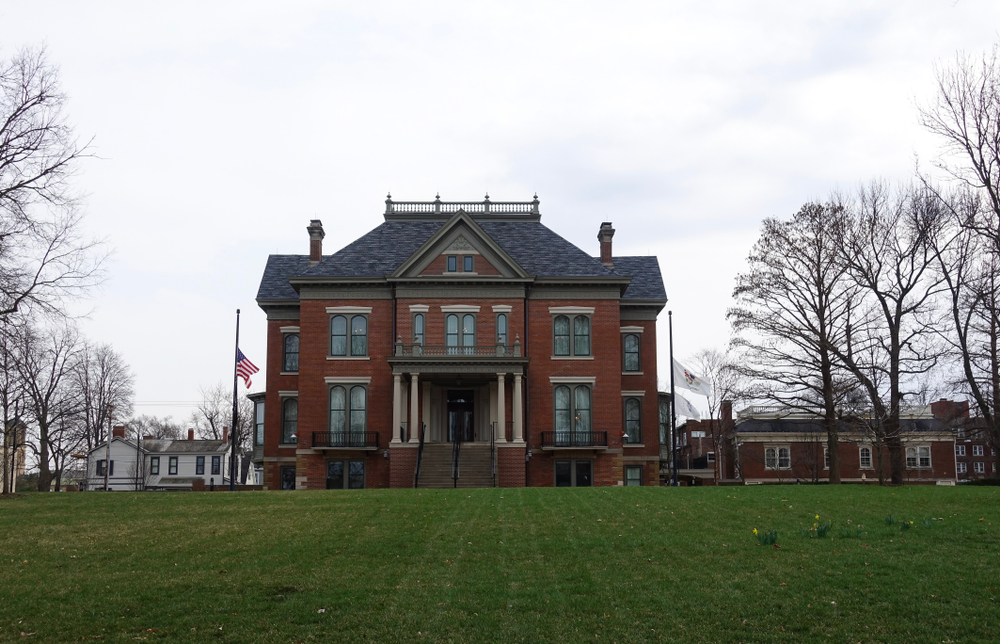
top-left (1, 486), bottom-right (998, 643)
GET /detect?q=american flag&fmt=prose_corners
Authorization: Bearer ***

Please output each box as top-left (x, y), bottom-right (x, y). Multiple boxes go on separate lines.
top-left (236, 349), bottom-right (259, 388)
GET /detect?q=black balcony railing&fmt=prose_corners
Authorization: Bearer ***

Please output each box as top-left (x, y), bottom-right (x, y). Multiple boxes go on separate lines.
top-left (539, 431), bottom-right (608, 448)
top-left (312, 432), bottom-right (379, 449)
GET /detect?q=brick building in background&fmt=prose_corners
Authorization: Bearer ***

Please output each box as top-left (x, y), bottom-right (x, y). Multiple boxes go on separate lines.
top-left (933, 399), bottom-right (999, 481)
top-left (253, 195), bottom-right (666, 490)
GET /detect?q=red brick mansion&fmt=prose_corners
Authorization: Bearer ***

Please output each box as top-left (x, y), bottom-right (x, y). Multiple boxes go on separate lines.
top-left (252, 195), bottom-right (666, 490)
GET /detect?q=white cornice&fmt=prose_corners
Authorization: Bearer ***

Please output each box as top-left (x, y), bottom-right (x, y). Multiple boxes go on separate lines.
top-left (441, 305), bottom-right (481, 313)
top-left (549, 376), bottom-right (597, 385)
top-left (548, 306), bottom-right (595, 315)
top-left (324, 377), bottom-right (373, 385)
top-left (325, 306), bottom-right (373, 315)
top-left (279, 326), bottom-right (300, 334)
top-left (409, 305), bottom-right (430, 312)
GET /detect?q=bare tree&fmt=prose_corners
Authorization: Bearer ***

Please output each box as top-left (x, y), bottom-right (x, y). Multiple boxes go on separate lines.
top-left (728, 201), bottom-right (857, 484)
top-left (832, 182), bottom-right (951, 485)
top-left (0, 316), bottom-right (27, 493)
top-left (127, 414), bottom-right (183, 440)
top-left (15, 322), bottom-right (84, 491)
top-left (191, 383), bottom-right (254, 481)
top-left (0, 47), bottom-right (104, 317)
top-left (72, 340), bottom-right (134, 451)
top-left (689, 348), bottom-right (744, 482)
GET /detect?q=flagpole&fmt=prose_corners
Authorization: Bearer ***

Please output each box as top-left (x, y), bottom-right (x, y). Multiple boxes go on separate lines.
top-left (231, 309), bottom-right (240, 492)
top-left (669, 310), bottom-right (678, 487)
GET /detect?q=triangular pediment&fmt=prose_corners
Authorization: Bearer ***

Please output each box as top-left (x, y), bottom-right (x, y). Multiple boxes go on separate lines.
top-left (391, 210), bottom-right (529, 279)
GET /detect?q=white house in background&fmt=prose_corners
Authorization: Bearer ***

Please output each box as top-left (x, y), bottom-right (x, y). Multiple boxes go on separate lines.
top-left (85, 427), bottom-right (233, 491)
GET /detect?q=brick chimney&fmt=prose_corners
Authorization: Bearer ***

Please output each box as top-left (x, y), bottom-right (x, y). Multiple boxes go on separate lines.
top-left (598, 222), bottom-right (615, 268)
top-left (187, 429), bottom-right (195, 441)
top-left (307, 219), bottom-right (325, 267)
top-left (931, 398), bottom-right (969, 422)
top-left (112, 426), bottom-right (126, 438)
top-left (222, 427), bottom-right (229, 443)
top-left (143, 435), bottom-right (154, 441)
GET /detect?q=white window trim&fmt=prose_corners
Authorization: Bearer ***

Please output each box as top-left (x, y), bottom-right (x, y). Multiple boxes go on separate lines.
top-left (280, 326), bottom-right (300, 333)
top-left (619, 326), bottom-right (644, 333)
top-left (765, 445), bottom-right (792, 470)
top-left (492, 305), bottom-right (513, 313)
top-left (549, 376), bottom-right (597, 385)
top-left (324, 377), bottom-right (372, 385)
top-left (408, 304), bottom-right (429, 313)
top-left (327, 356), bottom-right (371, 361)
top-left (549, 306), bottom-right (595, 315)
top-left (621, 390), bottom-right (645, 397)
top-left (278, 390), bottom-right (298, 398)
top-left (859, 446), bottom-right (874, 469)
top-left (441, 305), bottom-right (481, 313)
top-left (326, 306), bottom-right (373, 314)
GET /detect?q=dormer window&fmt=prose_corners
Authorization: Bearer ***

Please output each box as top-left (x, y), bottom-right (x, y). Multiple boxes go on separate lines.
top-left (447, 256), bottom-right (458, 272)
top-left (464, 255), bottom-right (474, 272)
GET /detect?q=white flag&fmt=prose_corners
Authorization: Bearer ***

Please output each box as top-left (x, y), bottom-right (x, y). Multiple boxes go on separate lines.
top-left (673, 393), bottom-right (701, 420)
top-left (672, 359), bottom-right (713, 397)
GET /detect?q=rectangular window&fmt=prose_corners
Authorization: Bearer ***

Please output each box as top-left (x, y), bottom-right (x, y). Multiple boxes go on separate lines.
top-left (707, 452), bottom-right (716, 463)
top-left (169, 457), bottom-right (178, 475)
top-left (554, 459), bottom-right (592, 487)
top-left (255, 400), bottom-right (265, 447)
top-left (958, 462), bottom-right (967, 473)
top-left (919, 446), bottom-right (931, 468)
top-left (212, 455), bottom-right (221, 475)
top-left (859, 447), bottom-right (872, 469)
top-left (824, 448), bottom-right (829, 470)
top-left (956, 445), bottom-right (966, 456)
top-left (907, 446), bottom-right (931, 468)
top-left (553, 384), bottom-right (592, 445)
top-left (447, 255), bottom-right (457, 272)
top-left (96, 460), bottom-right (107, 476)
top-left (326, 459), bottom-right (365, 489)
top-left (330, 315), bottom-right (368, 357)
top-left (766, 446), bottom-right (790, 469)
top-left (413, 313), bottom-right (425, 346)
top-left (463, 255), bottom-right (474, 272)
top-left (496, 313), bottom-right (508, 345)
top-left (328, 385), bottom-right (368, 445)
top-left (280, 466), bottom-right (295, 490)
top-left (150, 457), bottom-right (159, 475)
top-left (974, 461), bottom-right (985, 473)
top-left (625, 466), bottom-right (642, 486)
top-left (196, 456), bottom-right (205, 475)
top-left (973, 445), bottom-right (984, 456)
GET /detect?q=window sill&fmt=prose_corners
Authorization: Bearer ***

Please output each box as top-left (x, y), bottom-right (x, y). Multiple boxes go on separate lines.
top-left (622, 371), bottom-right (643, 376)
top-left (551, 355), bottom-right (594, 360)
top-left (280, 372), bottom-right (298, 376)
top-left (327, 356), bottom-right (371, 361)
top-left (623, 443), bottom-right (645, 448)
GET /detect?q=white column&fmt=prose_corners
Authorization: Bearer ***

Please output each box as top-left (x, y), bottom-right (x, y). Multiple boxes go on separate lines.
top-left (496, 372), bottom-right (507, 443)
top-left (391, 374), bottom-right (402, 443)
top-left (512, 373), bottom-right (523, 444)
top-left (409, 373), bottom-right (420, 443)
top-left (422, 381), bottom-right (431, 435)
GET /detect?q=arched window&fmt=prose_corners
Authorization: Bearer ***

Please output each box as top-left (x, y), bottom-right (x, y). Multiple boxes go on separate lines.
top-left (413, 313), bottom-right (425, 346)
top-left (283, 333), bottom-right (299, 372)
top-left (351, 315), bottom-right (367, 356)
top-left (281, 398), bottom-right (298, 444)
top-left (462, 314), bottom-right (475, 353)
top-left (574, 316), bottom-right (591, 356)
top-left (574, 386), bottom-right (591, 435)
top-left (329, 386), bottom-right (347, 434)
top-left (496, 313), bottom-right (508, 345)
top-left (350, 386), bottom-right (367, 437)
top-left (553, 316), bottom-right (570, 356)
top-left (624, 397), bottom-right (641, 443)
top-left (623, 334), bottom-right (640, 372)
top-left (330, 316), bottom-right (347, 356)
top-left (554, 386), bottom-right (571, 442)
top-left (446, 314), bottom-right (459, 352)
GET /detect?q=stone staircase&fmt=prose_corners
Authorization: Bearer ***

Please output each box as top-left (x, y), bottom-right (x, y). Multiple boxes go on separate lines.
top-left (416, 443), bottom-right (495, 488)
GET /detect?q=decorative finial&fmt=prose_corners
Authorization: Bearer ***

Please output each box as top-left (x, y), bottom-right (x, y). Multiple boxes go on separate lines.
top-left (386, 192), bottom-right (392, 199)
top-left (533, 192), bottom-right (538, 200)
top-left (485, 192), bottom-right (490, 200)
top-left (435, 192), bottom-right (440, 200)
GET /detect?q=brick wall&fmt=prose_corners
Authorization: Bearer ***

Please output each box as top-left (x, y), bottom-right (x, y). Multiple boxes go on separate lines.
top-left (420, 254), bottom-right (502, 276)
top-left (497, 447), bottom-right (526, 487)
top-left (738, 440), bottom-right (956, 482)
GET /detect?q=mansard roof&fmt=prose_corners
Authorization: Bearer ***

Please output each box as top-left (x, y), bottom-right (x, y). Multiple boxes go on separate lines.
top-left (257, 199), bottom-right (666, 304)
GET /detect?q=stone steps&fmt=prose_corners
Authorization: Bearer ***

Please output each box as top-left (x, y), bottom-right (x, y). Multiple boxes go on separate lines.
top-left (416, 443), bottom-right (495, 488)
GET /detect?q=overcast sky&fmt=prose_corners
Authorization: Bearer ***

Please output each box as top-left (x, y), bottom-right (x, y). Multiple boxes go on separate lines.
top-left (2, 1), bottom-right (998, 422)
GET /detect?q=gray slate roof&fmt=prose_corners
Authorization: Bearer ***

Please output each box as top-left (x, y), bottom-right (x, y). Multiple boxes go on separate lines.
top-left (257, 220), bottom-right (665, 302)
top-left (735, 418), bottom-right (946, 434)
top-left (141, 439), bottom-right (230, 453)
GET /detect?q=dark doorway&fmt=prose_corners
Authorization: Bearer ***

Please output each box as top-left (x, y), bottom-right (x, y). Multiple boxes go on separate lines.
top-left (448, 390), bottom-right (475, 442)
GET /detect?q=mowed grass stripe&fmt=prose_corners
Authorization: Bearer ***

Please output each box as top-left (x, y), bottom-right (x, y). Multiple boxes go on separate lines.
top-left (1, 486), bottom-right (998, 643)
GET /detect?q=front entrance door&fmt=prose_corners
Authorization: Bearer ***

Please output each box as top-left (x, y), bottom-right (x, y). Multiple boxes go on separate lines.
top-left (447, 390), bottom-right (475, 442)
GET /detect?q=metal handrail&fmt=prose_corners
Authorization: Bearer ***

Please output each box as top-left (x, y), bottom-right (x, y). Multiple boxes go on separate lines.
top-left (491, 421), bottom-right (497, 488)
top-left (386, 195), bottom-right (540, 216)
top-left (452, 434), bottom-right (461, 488)
top-left (312, 432), bottom-right (379, 448)
top-left (539, 431), bottom-right (609, 448)
top-left (413, 423), bottom-right (425, 488)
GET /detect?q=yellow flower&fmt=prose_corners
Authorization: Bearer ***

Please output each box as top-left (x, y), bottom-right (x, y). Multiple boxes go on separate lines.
top-left (813, 523), bottom-right (818, 528)
top-left (815, 514), bottom-right (820, 520)
top-left (753, 528), bottom-right (758, 535)
top-left (909, 521), bottom-right (914, 525)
